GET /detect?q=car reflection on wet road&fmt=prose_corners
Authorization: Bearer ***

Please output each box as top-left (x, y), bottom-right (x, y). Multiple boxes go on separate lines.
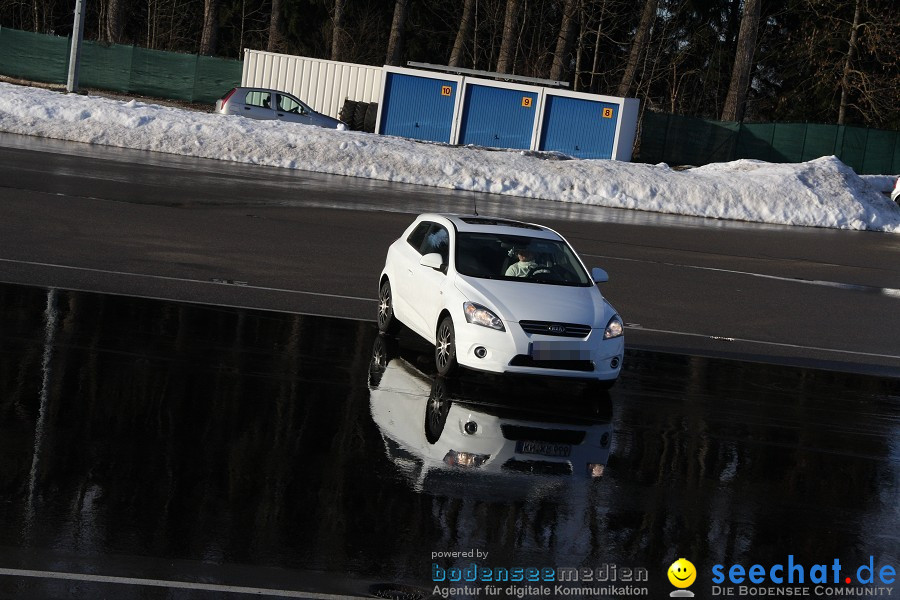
top-left (368, 334), bottom-right (614, 498)
top-left (0, 282), bottom-right (897, 600)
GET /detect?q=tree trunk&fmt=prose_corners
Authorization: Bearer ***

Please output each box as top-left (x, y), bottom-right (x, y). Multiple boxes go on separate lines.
top-left (330, 0), bottom-right (345, 61)
top-left (496, 0), bottom-right (521, 74)
top-left (616, 0), bottom-right (657, 97)
top-left (449, 0), bottom-right (476, 68)
top-left (838, 0), bottom-right (861, 125)
top-left (721, 0), bottom-right (761, 122)
top-left (267, 0), bottom-right (282, 53)
top-left (550, 0), bottom-right (578, 82)
top-left (589, 0), bottom-right (607, 92)
top-left (106, 0), bottom-right (126, 43)
top-left (385, 0), bottom-right (409, 66)
top-left (199, 0), bottom-right (218, 56)
top-left (573, 4), bottom-right (585, 91)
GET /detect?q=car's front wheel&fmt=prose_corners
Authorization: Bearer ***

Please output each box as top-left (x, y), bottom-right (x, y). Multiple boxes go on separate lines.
top-left (377, 279), bottom-right (400, 334)
top-left (435, 316), bottom-right (457, 376)
top-left (425, 377), bottom-right (450, 444)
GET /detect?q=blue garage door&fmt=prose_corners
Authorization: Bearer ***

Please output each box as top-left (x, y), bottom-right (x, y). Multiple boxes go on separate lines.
top-left (379, 73), bottom-right (457, 143)
top-left (539, 96), bottom-right (618, 159)
top-left (458, 85), bottom-right (538, 150)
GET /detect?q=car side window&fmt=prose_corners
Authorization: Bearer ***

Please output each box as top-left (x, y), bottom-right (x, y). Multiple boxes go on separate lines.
top-left (277, 94), bottom-right (305, 114)
top-left (245, 91), bottom-right (272, 109)
top-left (406, 222), bottom-right (431, 252)
top-left (421, 225), bottom-right (450, 265)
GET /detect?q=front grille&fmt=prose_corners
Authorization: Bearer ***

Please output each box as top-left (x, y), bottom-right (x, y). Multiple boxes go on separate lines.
top-left (519, 320), bottom-right (591, 338)
top-left (501, 425), bottom-right (585, 444)
top-left (502, 459), bottom-right (573, 476)
top-left (509, 355), bottom-right (595, 372)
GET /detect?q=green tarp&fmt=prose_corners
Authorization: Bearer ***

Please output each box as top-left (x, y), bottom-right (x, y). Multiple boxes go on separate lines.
top-left (0, 26), bottom-right (241, 105)
top-left (641, 112), bottom-right (900, 174)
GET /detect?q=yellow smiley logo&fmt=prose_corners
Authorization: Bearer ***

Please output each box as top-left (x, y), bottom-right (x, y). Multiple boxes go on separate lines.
top-left (668, 558), bottom-right (697, 588)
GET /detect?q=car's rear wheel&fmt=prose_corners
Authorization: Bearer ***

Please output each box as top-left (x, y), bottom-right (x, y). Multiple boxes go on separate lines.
top-left (377, 280), bottom-right (400, 334)
top-left (435, 316), bottom-right (457, 376)
top-left (368, 334), bottom-right (397, 388)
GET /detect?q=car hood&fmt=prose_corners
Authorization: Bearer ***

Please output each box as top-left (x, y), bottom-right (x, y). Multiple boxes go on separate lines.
top-left (454, 274), bottom-right (614, 328)
top-left (311, 113), bottom-right (345, 129)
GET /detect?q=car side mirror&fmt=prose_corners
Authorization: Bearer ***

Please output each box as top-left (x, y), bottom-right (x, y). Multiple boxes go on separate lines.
top-left (420, 253), bottom-right (444, 271)
top-left (591, 267), bottom-right (609, 283)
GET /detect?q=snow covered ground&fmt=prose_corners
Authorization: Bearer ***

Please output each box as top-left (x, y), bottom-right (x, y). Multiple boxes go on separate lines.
top-left (1, 81), bottom-right (898, 233)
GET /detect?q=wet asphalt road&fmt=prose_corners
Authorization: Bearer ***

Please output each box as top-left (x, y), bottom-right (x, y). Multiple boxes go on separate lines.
top-left (0, 133), bottom-right (899, 375)
top-left (0, 132), bottom-right (898, 599)
top-left (0, 284), bottom-right (897, 600)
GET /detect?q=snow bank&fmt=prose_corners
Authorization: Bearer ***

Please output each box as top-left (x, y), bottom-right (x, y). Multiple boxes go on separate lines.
top-left (0, 82), bottom-right (897, 232)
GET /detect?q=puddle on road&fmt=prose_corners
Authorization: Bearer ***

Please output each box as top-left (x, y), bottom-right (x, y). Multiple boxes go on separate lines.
top-left (0, 283), bottom-right (897, 599)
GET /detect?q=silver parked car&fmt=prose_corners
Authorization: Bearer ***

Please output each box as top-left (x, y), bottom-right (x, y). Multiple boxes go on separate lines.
top-left (215, 87), bottom-right (347, 130)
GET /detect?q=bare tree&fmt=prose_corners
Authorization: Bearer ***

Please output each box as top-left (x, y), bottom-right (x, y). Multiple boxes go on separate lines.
top-left (267, 0), bottom-right (282, 52)
top-left (588, 0), bottom-right (609, 92)
top-left (496, 0), bottom-right (521, 73)
top-left (199, 0), bottom-right (218, 55)
top-left (105, 0), bottom-right (126, 43)
top-left (616, 0), bottom-right (657, 97)
top-left (550, 0), bottom-right (579, 81)
top-left (449, 0), bottom-right (477, 68)
top-left (385, 0), bottom-right (408, 66)
top-left (331, 0), bottom-right (345, 61)
top-left (837, 0), bottom-right (861, 125)
top-left (721, 0), bottom-right (761, 121)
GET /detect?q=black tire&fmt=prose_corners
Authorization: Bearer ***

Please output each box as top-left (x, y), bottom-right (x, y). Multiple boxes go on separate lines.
top-left (425, 377), bottom-right (451, 444)
top-left (435, 316), bottom-right (457, 376)
top-left (377, 280), bottom-right (400, 334)
top-left (338, 99), bottom-right (358, 125)
top-left (352, 101), bottom-right (368, 131)
top-left (363, 102), bottom-right (378, 133)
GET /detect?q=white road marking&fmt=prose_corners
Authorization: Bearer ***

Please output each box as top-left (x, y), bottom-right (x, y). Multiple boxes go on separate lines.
top-left (0, 257), bottom-right (374, 302)
top-left (0, 567), bottom-right (374, 599)
top-left (2, 257), bottom-right (896, 363)
top-left (584, 253), bottom-right (900, 298)
top-left (629, 326), bottom-right (900, 361)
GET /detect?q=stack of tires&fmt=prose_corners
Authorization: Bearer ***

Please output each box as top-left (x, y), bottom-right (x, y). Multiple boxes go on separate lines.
top-left (339, 99), bottom-right (378, 133)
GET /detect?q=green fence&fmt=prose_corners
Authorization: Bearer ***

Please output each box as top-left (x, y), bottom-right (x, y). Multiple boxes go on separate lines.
top-left (0, 26), bottom-right (241, 104)
top-left (640, 112), bottom-right (900, 175)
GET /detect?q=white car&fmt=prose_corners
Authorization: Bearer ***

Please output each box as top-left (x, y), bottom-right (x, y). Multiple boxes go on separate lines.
top-left (891, 177), bottom-right (900, 205)
top-left (377, 214), bottom-right (624, 387)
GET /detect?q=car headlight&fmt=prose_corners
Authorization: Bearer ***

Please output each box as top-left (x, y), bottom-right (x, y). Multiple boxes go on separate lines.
top-left (444, 450), bottom-right (490, 468)
top-left (463, 302), bottom-right (505, 331)
top-left (604, 315), bottom-right (624, 339)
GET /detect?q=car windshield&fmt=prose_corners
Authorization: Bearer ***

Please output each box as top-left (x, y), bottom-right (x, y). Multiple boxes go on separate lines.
top-left (455, 232), bottom-right (592, 286)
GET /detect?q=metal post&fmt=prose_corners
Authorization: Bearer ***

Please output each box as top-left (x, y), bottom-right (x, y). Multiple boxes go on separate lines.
top-left (66, 0), bottom-right (86, 93)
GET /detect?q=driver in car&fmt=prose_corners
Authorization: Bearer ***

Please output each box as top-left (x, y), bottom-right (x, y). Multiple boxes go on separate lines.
top-left (505, 246), bottom-right (538, 277)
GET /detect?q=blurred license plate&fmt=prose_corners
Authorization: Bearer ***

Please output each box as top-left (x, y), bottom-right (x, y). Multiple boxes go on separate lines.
top-left (516, 440), bottom-right (572, 458)
top-left (531, 341), bottom-right (590, 360)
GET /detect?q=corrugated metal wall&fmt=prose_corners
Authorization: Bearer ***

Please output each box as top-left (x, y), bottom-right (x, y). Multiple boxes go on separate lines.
top-left (539, 95), bottom-right (619, 159)
top-left (242, 50), bottom-right (382, 119)
top-left (240, 52), bottom-right (639, 160)
top-left (378, 72), bottom-right (459, 143)
top-left (458, 84), bottom-right (540, 150)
